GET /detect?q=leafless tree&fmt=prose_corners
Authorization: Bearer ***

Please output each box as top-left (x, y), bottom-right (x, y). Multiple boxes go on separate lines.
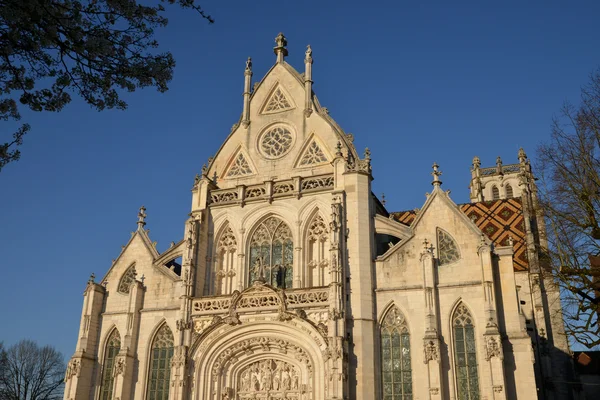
top-left (537, 69), bottom-right (600, 348)
top-left (0, 340), bottom-right (65, 400)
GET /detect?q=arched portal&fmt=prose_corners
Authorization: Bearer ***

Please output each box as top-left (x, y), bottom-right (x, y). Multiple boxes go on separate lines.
top-left (191, 320), bottom-right (325, 400)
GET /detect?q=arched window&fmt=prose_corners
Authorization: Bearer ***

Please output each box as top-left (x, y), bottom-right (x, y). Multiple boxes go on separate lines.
top-left (307, 214), bottom-right (329, 287)
top-left (118, 264), bottom-right (136, 294)
top-left (437, 229), bottom-right (460, 265)
top-left (453, 304), bottom-right (480, 400)
top-left (381, 306), bottom-right (412, 400)
top-left (214, 225), bottom-right (237, 295)
top-left (147, 324), bottom-right (174, 400)
top-left (491, 185), bottom-right (500, 200)
top-left (100, 329), bottom-right (121, 400)
top-left (505, 184), bottom-right (513, 198)
top-left (249, 216), bottom-right (293, 288)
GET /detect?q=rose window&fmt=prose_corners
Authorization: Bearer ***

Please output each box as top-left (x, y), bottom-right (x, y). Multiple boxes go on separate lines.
top-left (260, 126), bottom-right (293, 158)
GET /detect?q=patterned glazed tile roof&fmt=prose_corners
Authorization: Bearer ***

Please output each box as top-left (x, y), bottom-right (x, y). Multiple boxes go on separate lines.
top-left (390, 198), bottom-right (528, 271)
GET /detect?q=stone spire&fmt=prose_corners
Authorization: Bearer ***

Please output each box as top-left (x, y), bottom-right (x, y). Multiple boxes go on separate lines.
top-left (273, 32), bottom-right (288, 63)
top-left (496, 156), bottom-right (503, 175)
top-left (304, 45), bottom-right (313, 117)
top-left (242, 57), bottom-right (252, 127)
top-left (431, 163), bottom-right (443, 187)
top-left (137, 206), bottom-right (147, 229)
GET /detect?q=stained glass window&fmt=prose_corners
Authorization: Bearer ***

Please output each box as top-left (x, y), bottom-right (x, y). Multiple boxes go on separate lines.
top-left (437, 229), bottom-right (460, 265)
top-left (249, 216), bottom-right (293, 288)
top-left (505, 184), bottom-right (513, 198)
top-left (453, 304), bottom-right (480, 400)
top-left (100, 329), bottom-right (121, 400)
top-left (147, 324), bottom-right (174, 400)
top-left (381, 306), bottom-right (412, 400)
top-left (118, 265), bottom-right (137, 294)
top-left (491, 185), bottom-right (500, 200)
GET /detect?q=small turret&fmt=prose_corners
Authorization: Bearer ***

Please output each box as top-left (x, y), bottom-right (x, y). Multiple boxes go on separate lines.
top-left (304, 45), bottom-right (313, 117)
top-left (242, 57), bottom-right (252, 127)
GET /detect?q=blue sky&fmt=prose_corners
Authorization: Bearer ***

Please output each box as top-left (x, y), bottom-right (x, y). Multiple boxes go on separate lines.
top-left (1, 0), bottom-right (600, 358)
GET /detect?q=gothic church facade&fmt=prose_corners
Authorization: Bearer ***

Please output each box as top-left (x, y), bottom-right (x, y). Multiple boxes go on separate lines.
top-left (64, 34), bottom-right (573, 400)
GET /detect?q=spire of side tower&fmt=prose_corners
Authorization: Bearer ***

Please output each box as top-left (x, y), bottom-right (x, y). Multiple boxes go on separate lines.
top-left (304, 45), bottom-right (313, 117)
top-left (242, 57), bottom-right (252, 128)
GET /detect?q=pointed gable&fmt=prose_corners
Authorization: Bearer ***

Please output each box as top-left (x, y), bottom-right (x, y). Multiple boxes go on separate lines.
top-left (261, 83), bottom-right (295, 114)
top-left (225, 148), bottom-right (254, 178)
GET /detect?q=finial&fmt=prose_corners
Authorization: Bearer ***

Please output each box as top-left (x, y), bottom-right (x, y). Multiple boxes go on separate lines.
top-left (305, 45), bottom-right (312, 63)
top-left (88, 273), bottom-right (95, 284)
top-left (202, 163), bottom-right (208, 175)
top-left (140, 274), bottom-right (145, 284)
top-left (245, 57), bottom-right (252, 73)
top-left (496, 156), bottom-right (503, 175)
top-left (431, 163), bottom-right (443, 187)
top-left (194, 173), bottom-right (200, 186)
top-left (364, 147), bottom-right (371, 161)
top-left (335, 141), bottom-right (343, 157)
top-left (274, 32), bottom-right (288, 62)
top-left (137, 206), bottom-right (147, 229)
top-left (381, 193), bottom-right (386, 206)
top-left (472, 156), bottom-right (481, 169)
top-left (508, 235), bottom-right (514, 246)
top-left (518, 147), bottom-right (527, 164)
top-left (423, 238), bottom-right (430, 251)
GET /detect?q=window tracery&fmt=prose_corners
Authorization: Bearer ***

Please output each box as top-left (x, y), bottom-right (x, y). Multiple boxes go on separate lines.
top-left (299, 140), bottom-right (328, 166)
top-left (260, 126), bottom-right (293, 159)
top-left (147, 324), bottom-right (174, 400)
top-left (381, 306), bottom-right (412, 400)
top-left (249, 216), bottom-right (293, 288)
top-left (118, 265), bottom-right (136, 294)
top-left (214, 225), bottom-right (238, 294)
top-left (264, 88), bottom-right (292, 113)
top-left (307, 214), bottom-right (329, 286)
top-left (453, 304), bottom-right (480, 400)
top-left (100, 330), bottom-right (121, 400)
top-left (505, 184), bottom-right (513, 198)
top-left (491, 185), bottom-right (500, 200)
top-left (226, 153), bottom-right (253, 178)
top-left (437, 229), bottom-right (460, 266)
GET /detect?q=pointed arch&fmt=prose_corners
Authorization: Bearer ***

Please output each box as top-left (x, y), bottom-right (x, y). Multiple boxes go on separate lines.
top-left (379, 304), bottom-right (412, 400)
top-left (212, 222), bottom-right (238, 295)
top-left (224, 146), bottom-right (256, 179)
top-left (260, 82), bottom-right (296, 115)
top-left (304, 210), bottom-right (329, 287)
top-left (100, 328), bottom-right (121, 400)
top-left (247, 215), bottom-right (294, 289)
top-left (146, 323), bottom-right (174, 400)
top-left (117, 263), bottom-right (136, 294)
top-left (294, 133), bottom-right (330, 168)
top-left (437, 228), bottom-right (460, 265)
top-left (451, 302), bottom-right (480, 400)
top-left (505, 183), bottom-right (514, 198)
top-left (491, 185), bottom-right (500, 200)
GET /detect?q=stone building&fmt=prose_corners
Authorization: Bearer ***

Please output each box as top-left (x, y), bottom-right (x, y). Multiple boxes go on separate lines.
top-left (63, 34), bottom-right (574, 400)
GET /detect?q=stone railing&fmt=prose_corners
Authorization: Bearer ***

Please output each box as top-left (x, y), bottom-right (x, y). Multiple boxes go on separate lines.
top-left (191, 286), bottom-right (330, 317)
top-left (209, 174), bottom-right (334, 206)
top-left (480, 164), bottom-right (521, 177)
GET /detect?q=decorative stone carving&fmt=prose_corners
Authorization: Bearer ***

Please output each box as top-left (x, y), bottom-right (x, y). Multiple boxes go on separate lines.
top-left (484, 335), bottom-right (503, 361)
top-left (263, 88), bottom-right (293, 113)
top-left (226, 152), bottom-right (253, 178)
top-left (273, 182), bottom-right (294, 195)
top-left (298, 140), bottom-right (328, 166)
top-left (245, 186), bottom-right (266, 199)
top-left (117, 265), bottom-right (136, 294)
top-left (64, 359), bottom-right (81, 382)
top-left (493, 385), bottom-right (503, 393)
top-left (437, 228), bottom-right (460, 265)
top-left (211, 190), bottom-right (239, 204)
top-left (237, 360), bottom-right (301, 399)
top-left (113, 357), bottom-right (125, 377)
top-left (423, 339), bottom-right (439, 363)
top-left (300, 175), bottom-right (334, 191)
top-left (260, 126), bottom-right (293, 159)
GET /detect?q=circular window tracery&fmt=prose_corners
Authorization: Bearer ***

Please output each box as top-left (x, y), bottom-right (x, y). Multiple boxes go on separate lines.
top-left (259, 125), bottom-right (294, 159)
